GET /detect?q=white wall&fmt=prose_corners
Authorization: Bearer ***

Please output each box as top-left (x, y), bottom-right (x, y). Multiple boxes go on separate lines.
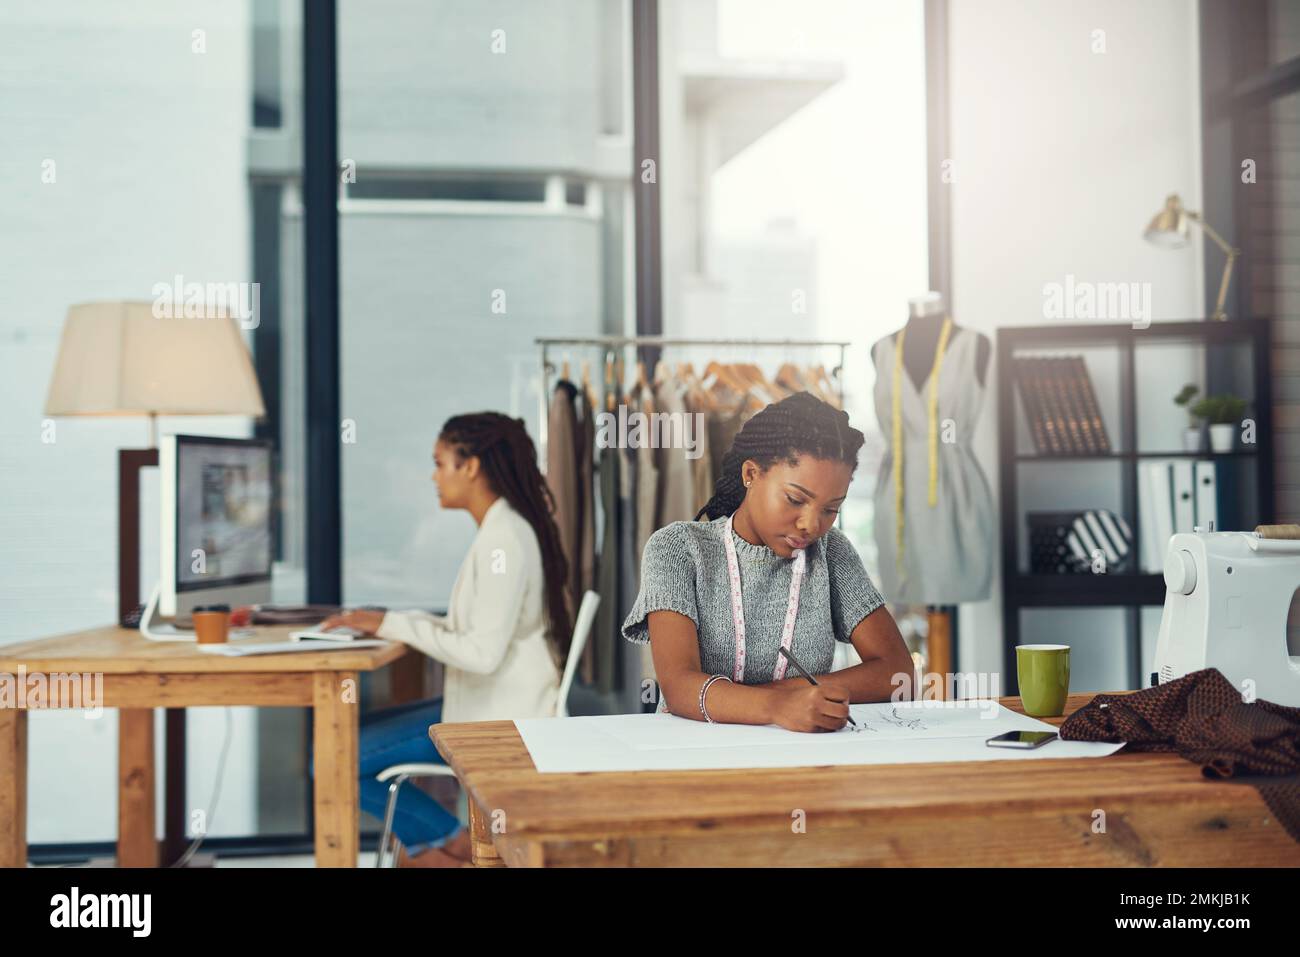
top-left (947, 0), bottom-right (1204, 691)
top-left (0, 0), bottom-right (257, 843)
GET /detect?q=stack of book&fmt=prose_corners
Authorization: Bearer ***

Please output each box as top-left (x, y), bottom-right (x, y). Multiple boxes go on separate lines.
top-left (1014, 355), bottom-right (1112, 455)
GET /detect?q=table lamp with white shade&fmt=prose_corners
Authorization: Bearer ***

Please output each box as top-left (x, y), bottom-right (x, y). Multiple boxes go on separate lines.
top-left (44, 301), bottom-right (266, 625)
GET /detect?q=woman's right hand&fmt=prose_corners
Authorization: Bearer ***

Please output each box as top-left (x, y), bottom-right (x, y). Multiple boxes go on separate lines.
top-left (770, 684), bottom-right (851, 732)
top-left (318, 609), bottom-right (386, 636)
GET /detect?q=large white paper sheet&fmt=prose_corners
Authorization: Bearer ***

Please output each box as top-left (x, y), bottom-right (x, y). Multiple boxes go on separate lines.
top-left (595, 700), bottom-right (1040, 751)
top-left (514, 703), bottom-right (1126, 774)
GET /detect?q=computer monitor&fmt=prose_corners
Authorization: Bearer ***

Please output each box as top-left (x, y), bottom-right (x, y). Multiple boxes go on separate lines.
top-left (159, 434), bottom-right (274, 620)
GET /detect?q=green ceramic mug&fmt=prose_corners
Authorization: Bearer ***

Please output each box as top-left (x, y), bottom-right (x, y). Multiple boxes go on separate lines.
top-left (1016, 644), bottom-right (1070, 717)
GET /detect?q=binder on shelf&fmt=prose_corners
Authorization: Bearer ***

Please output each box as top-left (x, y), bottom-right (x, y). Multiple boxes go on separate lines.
top-left (1137, 465), bottom-right (1159, 572)
top-left (1171, 459), bottom-right (1196, 533)
top-left (1194, 459), bottom-right (1218, 530)
top-left (1142, 461), bottom-right (1175, 569)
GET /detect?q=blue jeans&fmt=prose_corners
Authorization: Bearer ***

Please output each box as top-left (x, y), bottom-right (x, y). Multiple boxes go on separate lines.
top-left (311, 696), bottom-right (463, 854)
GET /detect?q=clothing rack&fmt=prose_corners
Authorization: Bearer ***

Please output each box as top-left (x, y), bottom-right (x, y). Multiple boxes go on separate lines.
top-left (535, 335), bottom-right (850, 467)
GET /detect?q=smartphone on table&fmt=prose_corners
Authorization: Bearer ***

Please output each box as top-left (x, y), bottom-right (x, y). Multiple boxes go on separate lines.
top-left (986, 730), bottom-right (1058, 749)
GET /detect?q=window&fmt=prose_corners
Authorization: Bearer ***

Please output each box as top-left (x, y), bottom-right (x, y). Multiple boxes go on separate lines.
top-left (656, 0), bottom-right (931, 575)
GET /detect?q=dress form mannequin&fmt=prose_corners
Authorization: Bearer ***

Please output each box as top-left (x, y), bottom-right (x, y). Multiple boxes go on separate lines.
top-left (870, 293), bottom-right (996, 693)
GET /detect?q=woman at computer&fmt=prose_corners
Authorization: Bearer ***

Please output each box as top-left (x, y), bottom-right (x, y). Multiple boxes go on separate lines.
top-left (319, 412), bottom-right (571, 867)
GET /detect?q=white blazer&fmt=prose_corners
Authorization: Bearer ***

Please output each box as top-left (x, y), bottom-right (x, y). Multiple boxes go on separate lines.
top-left (376, 497), bottom-right (561, 724)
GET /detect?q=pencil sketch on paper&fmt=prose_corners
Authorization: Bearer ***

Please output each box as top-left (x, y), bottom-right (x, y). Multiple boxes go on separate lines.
top-left (845, 706), bottom-right (929, 733)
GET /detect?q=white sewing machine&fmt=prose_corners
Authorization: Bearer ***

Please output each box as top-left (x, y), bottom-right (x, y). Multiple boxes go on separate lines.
top-left (1153, 525), bottom-right (1300, 705)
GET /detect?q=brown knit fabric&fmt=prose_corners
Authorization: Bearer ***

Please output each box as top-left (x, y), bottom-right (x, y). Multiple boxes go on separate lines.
top-left (1059, 668), bottom-right (1300, 843)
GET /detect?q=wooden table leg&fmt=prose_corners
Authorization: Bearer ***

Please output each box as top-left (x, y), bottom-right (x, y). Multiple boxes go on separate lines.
top-left (118, 708), bottom-right (158, 867)
top-left (162, 708), bottom-right (187, 866)
top-left (313, 671), bottom-right (359, 867)
top-left (468, 798), bottom-right (505, 867)
top-left (0, 708), bottom-right (26, 867)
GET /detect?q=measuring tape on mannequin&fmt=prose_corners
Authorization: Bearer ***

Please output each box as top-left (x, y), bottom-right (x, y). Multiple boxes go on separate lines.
top-left (891, 316), bottom-right (953, 583)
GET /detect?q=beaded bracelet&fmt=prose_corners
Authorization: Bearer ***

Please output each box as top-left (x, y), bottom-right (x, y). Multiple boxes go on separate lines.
top-left (699, 674), bottom-right (733, 723)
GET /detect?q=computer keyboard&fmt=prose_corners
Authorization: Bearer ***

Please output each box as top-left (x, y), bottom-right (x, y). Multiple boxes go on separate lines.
top-left (289, 624), bottom-right (366, 642)
top-left (197, 639), bottom-right (389, 657)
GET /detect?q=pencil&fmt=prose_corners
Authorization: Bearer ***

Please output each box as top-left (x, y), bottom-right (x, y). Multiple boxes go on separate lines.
top-left (777, 646), bottom-right (858, 728)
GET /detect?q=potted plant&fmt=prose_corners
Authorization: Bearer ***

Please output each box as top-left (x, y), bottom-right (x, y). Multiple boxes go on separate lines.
top-left (1190, 393), bottom-right (1247, 452)
top-left (1174, 384), bottom-right (1201, 451)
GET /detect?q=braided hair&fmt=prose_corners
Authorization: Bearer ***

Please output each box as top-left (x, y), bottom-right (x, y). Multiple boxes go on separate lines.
top-left (695, 391), bottom-right (865, 521)
top-left (439, 412), bottom-right (572, 666)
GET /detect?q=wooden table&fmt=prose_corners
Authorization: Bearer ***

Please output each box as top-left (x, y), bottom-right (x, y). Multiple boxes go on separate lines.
top-left (0, 626), bottom-right (408, 868)
top-left (431, 692), bottom-right (1300, 867)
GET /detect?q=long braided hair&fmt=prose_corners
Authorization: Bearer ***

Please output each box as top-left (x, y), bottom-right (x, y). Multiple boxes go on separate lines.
top-left (439, 413), bottom-right (572, 666)
top-left (695, 391), bottom-right (866, 521)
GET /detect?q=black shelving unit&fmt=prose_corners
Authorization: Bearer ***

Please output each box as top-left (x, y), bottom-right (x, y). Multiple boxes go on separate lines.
top-left (997, 319), bottom-right (1275, 693)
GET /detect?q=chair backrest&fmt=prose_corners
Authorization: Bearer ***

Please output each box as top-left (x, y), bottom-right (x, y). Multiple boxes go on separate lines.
top-left (556, 590), bottom-right (600, 717)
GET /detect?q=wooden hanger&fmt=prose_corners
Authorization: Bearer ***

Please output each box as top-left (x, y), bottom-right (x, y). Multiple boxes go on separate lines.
top-left (813, 365), bottom-right (840, 407)
top-left (678, 361), bottom-right (714, 412)
top-left (635, 360), bottom-right (656, 414)
top-left (738, 363), bottom-right (778, 406)
top-left (775, 362), bottom-right (807, 395)
top-left (703, 360), bottom-right (747, 396)
top-left (604, 354), bottom-right (616, 412)
top-left (580, 359), bottom-right (597, 408)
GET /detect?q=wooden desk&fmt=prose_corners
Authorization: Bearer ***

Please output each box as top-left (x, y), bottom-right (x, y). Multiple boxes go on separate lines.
top-left (0, 627), bottom-right (409, 868)
top-left (431, 693), bottom-right (1300, 867)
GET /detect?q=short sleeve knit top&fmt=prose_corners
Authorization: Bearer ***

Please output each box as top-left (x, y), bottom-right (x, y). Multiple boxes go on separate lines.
top-left (621, 516), bottom-right (886, 712)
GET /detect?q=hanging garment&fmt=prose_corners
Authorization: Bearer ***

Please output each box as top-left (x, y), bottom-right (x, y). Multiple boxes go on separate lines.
top-left (653, 378), bottom-right (699, 526)
top-left (576, 391), bottom-right (596, 565)
top-left (633, 386), bottom-right (659, 569)
top-left (545, 381), bottom-right (581, 614)
top-left (593, 379), bottom-right (625, 695)
top-left (683, 387), bottom-right (713, 519)
top-left (707, 403), bottom-right (746, 490)
top-left (622, 384), bottom-right (660, 700)
top-left (871, 324), bottom-right (995, 604)
top-left (579, 382), bottom-right (598, 681)
top-left (619, 439), bottom-right (638, 694)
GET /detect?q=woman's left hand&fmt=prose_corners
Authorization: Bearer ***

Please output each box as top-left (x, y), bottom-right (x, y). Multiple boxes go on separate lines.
top-left (318, 609), bottom-right (386, 636)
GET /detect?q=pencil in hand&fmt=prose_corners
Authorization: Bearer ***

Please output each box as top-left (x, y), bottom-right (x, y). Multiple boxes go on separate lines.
top-left (777, 646), bottom-right (857, 728)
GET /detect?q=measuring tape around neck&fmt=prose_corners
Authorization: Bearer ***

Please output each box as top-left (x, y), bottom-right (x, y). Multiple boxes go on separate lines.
top-left (723, 513), bottom-right (807, 683)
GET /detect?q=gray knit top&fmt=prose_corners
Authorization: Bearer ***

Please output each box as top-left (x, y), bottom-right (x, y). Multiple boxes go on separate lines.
top-left (622, 516), bottom-right (886, 711)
